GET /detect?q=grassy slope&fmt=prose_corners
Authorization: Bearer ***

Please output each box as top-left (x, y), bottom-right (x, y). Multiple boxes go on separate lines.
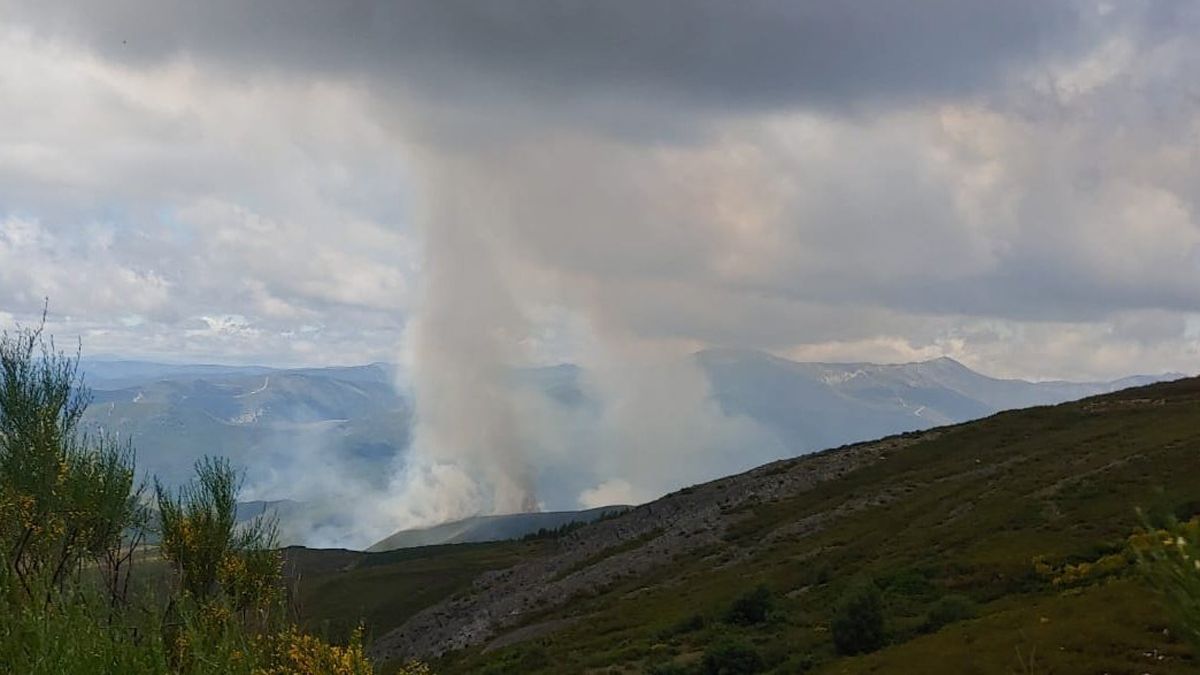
top-left (288, 540), bottom-right (554, 644)
top-left (299, 378), bottom-right (1200, 674)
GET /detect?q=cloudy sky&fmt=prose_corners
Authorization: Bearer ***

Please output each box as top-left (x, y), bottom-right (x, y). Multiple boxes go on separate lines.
top-left (2, 1), bottom-right (1199, 381)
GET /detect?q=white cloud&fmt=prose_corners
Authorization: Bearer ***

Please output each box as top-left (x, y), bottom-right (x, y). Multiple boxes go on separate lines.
top-left (0, 28), bottom-right (416, 365)
top-left (0, 218), bottom-right (172, 316)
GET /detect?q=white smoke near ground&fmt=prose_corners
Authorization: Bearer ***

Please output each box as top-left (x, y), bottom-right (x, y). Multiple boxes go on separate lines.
top-left (234, 405), bottom-right (414, 549)
top-left (569, 340), bottom-right (785, 505)
top-left (578, 480), bottom-right (637, 510)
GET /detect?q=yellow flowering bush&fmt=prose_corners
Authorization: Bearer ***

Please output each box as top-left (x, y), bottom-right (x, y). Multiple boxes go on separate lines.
top-left (1037, 516), bottom-right (1200, 650)
top-left (220, 545), bottom-right (284, 614)
top-left (157, 456), bottom-right (282, 616)
top-left (0, 321), bottom-right (145, 600)
top-left (1134, 515), bottom-right (1200, 650)
top-left (1050, 552), bottom-right (1130, 586)
top-left (255, 626), bottom-right (375, 675)
top-left (1032, 518), bottom-right (1200, 588)
top-left (394, 661), bottom-right (435, 675)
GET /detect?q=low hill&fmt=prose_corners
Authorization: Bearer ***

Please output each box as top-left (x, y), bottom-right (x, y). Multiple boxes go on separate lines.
top-left (367, 507), bottom-right (630, 552)
top-left (286, 376), bottom-right (1200, 673)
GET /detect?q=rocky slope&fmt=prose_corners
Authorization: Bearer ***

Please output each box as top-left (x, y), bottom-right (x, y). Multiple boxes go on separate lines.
top-left (368, 429), bottom-right (934, 660)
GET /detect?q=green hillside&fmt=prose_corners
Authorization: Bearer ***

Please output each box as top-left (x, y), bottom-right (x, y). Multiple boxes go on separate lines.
top-left (285, 540), bottom-right (554, 645)
top-left (289, 377), bottom-right (1200, 674)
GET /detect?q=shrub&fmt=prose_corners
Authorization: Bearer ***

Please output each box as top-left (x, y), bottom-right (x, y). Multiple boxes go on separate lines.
top-left (0, 320), bottom-right (146, 602)
top-left (700, 637), bottom-right (765, 674)
top-left (922, 594), bottom-right (978, 633)
top-left (156, 456), bottom-right (282, 615)
top-left (724, 585), bottom-right (773, 625)
top-left (831, 581), bottom-right (885, 655)
top-left (1133, 515), bottom-right (1200, 650)
top-left (257, 625), bottom-right (375, 675)
top-left (882, 567), bottom-right (935, 597)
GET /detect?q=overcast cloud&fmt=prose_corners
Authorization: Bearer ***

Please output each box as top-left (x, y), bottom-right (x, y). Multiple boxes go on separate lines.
top-left (1, 0), bottom-right (1195, 378)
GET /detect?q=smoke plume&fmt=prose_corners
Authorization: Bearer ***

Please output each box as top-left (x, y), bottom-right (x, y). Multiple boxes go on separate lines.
top-left (383, 155), bottom-right (540, 525)
top-left (359, 130), bottom-right (786, 539)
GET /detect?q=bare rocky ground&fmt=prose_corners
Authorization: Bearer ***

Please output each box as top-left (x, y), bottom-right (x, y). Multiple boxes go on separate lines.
top-left (368, 430), bottom-right (939, 662)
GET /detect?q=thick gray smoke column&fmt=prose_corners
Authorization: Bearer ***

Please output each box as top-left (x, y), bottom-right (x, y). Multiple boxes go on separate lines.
top-left (368, 131), bottom-right (791, 528)
top-left (387, 157), bottom-right (539, 525)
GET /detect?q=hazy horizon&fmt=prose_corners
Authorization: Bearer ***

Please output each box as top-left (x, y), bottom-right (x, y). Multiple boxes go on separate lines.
top-left (76, 349), bottom-right (1189, 386)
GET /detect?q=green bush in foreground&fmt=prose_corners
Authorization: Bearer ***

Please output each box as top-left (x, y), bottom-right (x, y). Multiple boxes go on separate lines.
top-left (831, 580), bottom-right (885, 655)
top-left (0, 320), bottom-right (412, 674)
top-left (156, 456), bottom-right (283, 623)
top-left (0, 576), bottom-right (380, 674)
top-left (1134, 515), bottom-right (1200, 650)
top-left (0, 319), bottom-right (147, 604)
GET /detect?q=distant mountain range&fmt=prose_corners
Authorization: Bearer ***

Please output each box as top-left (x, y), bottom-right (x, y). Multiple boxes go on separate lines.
top-left (77, 353), bottom-right (1183, 547)
top-left (80, 359), bottom-right (410, 489)
top-left (696, 349), bottom-right (1181, 454)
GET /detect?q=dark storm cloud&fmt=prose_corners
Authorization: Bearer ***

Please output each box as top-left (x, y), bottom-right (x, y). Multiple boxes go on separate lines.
top-left (12, 1), bottom-right (1085, 115)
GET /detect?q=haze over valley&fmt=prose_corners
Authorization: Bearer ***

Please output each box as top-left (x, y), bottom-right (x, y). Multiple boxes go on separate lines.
top-left (79, 352), bottom-right (1181, 548)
